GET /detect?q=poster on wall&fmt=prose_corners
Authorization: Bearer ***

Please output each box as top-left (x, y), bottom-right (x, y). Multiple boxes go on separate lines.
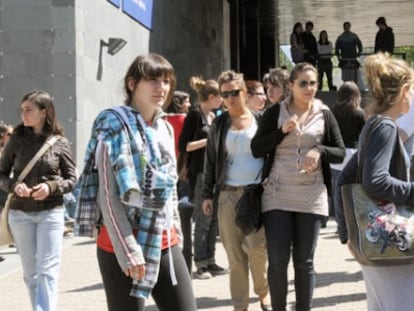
top-left (107, 0), bottom-right (121, 8)
top-left (122, 0), bottom-right (153, 30)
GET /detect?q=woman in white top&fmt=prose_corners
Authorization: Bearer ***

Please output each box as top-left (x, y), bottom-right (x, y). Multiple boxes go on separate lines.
top-left (317, 30), bottom-right (337, 91)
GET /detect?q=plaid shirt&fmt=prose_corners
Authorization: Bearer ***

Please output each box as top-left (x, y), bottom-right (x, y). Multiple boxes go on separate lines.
top-left (76, 106), bottom-right (178, 298)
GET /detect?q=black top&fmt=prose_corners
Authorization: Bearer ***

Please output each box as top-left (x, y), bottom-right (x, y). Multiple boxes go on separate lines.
top-left (332, 107), bottom-right (365, 148)
top-left (178, 109), bottom-right (210, 185)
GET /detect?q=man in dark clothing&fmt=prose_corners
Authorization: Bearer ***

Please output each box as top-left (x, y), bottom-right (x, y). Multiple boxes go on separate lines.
top-left (303, 21), bottom-right (318, 65)
top-left (335, 21), bottom-right (363, 83)
top-left (374, 16), bottom-right (394, 54)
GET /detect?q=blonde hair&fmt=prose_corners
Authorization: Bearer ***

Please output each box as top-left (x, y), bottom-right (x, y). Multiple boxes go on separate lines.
top-left (364, 53), bottom-right (414, 114)
top-left (189, 76), bottom-right (219, 102)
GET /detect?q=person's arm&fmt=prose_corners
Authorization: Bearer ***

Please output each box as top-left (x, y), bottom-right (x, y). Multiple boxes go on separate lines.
top-left (202, 121), bottom-right (218, 201)
top-left (362, 121), bottom-right (414, 204)
top-left (251, 104), bottom-right (287, 158)
top-left (44, 137), bottom-right (77, 195)
top-left (356, 36), bottom-right (363, 56)
top-left (97, 143), bottom-right (145, 273)
top-left (314, 110), bottom-right (346, 164)
top-left (186, 139), bottom-right (207, 152)
top-left (178, 110), bottom-right (205, 153)
top-left (0, 135), bottom-right (15, 192)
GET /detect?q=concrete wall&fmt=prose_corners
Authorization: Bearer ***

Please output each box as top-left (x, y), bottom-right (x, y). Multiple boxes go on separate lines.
top-left (0, 0), bottom-right (229, 169)
top-left (0, 0), bottom-right (76, 152)
top-left (150, 0), bottom-right (229, 94)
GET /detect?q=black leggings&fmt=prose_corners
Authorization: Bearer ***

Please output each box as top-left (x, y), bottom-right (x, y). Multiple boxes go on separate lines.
top-left (97, 245), bottom-right (197, 311)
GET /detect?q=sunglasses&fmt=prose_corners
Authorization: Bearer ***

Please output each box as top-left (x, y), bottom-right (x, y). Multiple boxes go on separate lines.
top-left (221, 89), bottom-right (241, 98)
top-left (298, 80), bottom-right (317, 88)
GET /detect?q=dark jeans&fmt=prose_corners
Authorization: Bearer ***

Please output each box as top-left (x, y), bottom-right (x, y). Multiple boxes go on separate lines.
top-left (97, 245), bottom-right (197, 311)
top-left (192, 173), bottom-right (219, 267)
top-left (263, 210), bottom-right (323, 311)
top-left (178, 203), bottom-right (194, 274)
top-left (317, 59), bottom-right (335, 91)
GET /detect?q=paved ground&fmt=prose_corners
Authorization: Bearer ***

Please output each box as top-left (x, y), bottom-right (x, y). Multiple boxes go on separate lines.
top-left (0, 219), bottom-right (367, 310)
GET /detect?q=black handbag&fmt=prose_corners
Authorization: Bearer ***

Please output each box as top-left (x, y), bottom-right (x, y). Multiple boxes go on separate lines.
top-left (341, 118), bottom-right (414, 265)
top-left (235, 183), bottom-right (263, 235)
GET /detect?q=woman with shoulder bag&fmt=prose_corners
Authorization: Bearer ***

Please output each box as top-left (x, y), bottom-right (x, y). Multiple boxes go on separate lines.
top-left (0, 90), bottom-right (77, 311)
top-left (339, 53), bottom-right (414, 311)
top-left (251, 63), bottom-right (345, 311)
top-left (202, 70), bottom-right (271, 311)
top-left (76, 53), bottom-right (196, 311)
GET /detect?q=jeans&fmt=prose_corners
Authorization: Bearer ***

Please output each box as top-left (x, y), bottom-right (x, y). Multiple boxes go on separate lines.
top-left (9, 208), bottom-right (64, 311)
top-left (263, 210), bottom-right (322, 311)
top-left (192, 173), bottom-right (219, 268)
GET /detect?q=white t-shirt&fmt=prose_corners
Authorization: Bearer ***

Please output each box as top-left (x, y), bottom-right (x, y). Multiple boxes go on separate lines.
top-left (396, 97), bottom-right (414, 155)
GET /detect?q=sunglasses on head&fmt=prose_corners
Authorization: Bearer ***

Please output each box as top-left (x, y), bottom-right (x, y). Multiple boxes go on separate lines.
top-left (298, 80), bottom-right (317, 88)
top-left (221, 89), bottom-right (241, 98)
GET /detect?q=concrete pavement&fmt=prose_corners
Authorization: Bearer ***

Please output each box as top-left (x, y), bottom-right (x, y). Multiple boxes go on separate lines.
top-left (0, 220), bottom-right (367, 310)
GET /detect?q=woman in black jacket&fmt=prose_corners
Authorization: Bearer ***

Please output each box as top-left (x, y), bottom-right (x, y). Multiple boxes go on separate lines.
top-left (251, 63), bottom-right (345, 311)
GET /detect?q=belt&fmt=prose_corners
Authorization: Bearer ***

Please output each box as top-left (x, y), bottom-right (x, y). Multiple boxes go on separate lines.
top-left (221, 185), bottom-right (243, 191)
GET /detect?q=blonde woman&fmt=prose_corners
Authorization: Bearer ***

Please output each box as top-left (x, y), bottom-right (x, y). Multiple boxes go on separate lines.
top-left (340, 53), bottom-right (414, 311)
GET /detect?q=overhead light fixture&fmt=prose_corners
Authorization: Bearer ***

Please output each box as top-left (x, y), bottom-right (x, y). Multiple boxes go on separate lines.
top-left (96, 37), bottom-right (128, 80)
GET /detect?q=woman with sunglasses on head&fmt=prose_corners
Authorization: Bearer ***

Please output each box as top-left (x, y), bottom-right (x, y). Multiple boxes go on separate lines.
top-left (0, 91), bottom-right (77, 311)
top-left (202, 70), bottom-right (271, 311)
top-left (251, 63), bottom-right (345, 311)
top-left (76, 53), bottom-right (196, 311)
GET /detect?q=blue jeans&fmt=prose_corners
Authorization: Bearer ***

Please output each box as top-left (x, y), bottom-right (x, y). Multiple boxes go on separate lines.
top-left (192, 173), bottom-right (218, 268)
top-left (9, 208), bottom-right (64, 311)
top-left (263, 210), bottom-right (322, 311)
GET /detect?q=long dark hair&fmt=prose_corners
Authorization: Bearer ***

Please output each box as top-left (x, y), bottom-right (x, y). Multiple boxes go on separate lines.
top-left (15, 90), bottom-right (63, 138)
top-left (318, 30), bottom-right (330, 45)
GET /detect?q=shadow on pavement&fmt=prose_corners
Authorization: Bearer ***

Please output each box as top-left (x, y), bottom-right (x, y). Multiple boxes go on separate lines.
top-left (311, 292), bottom-right (366, 308)
top-left (65, 283), bottom-right (104, 292)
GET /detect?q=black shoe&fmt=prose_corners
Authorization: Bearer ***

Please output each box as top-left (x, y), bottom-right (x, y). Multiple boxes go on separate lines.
top-left (207, 263), bottom-right (228, 276)
top-left (260, 302), bottom-right (272, 311)
top-left (0, 256), bottom-right (5, 262)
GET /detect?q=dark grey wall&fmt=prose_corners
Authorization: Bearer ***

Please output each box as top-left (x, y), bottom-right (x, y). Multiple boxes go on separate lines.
top-left (0, 0), bottom-right (76, 151)
top-left (150, 0), bottom-right (229, 94)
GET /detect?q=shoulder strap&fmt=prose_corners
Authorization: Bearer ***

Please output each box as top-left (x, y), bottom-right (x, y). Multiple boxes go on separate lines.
top-left (17, 135), bottom-right (59, 182)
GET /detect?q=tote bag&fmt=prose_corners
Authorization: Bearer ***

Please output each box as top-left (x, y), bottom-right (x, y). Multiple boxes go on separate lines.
top-left (342, 183), bottom-right (414, 266)
top-left (341, 117), bottom-right (414, 265)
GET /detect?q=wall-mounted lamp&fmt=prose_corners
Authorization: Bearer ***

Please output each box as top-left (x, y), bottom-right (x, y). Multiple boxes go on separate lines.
top-left (96, 37), bottom-right (127, 80)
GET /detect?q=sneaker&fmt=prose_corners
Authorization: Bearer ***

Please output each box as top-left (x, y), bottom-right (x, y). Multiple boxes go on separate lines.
top-left (193, 267), bottom-right (212, 280)
top-left (64, 217), bottom-right (75, 226)
top-left (207, 263), bottom-right (228, 276)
